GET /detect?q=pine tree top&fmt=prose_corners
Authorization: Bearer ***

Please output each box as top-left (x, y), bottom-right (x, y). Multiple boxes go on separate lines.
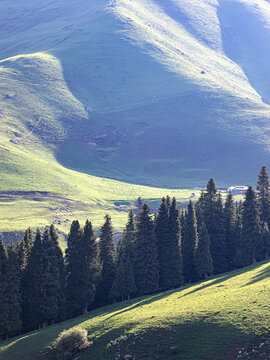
top-left (206, 178), bottom-right (217, 194)
top-left (0, 238), bottom-right (8, 271)
top-left (257, 165), bottom-right (269, 191)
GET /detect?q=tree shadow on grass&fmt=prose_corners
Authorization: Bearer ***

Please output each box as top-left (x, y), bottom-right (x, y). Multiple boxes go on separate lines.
top-left (243, 261), bottom-right (270, 287)
top-left (180, 260), bottom-right (270, 299)
top-left (179, 271), bottom-right (240, 299)
top-left (80, 321), bottom-right (256, 360)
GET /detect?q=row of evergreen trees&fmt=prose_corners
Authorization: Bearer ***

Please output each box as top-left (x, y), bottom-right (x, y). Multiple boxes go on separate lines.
top-left (1, 166), bottom-right (270, 340)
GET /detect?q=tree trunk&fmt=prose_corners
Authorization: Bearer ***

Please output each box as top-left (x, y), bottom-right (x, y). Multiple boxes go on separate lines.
top-left (252, 256), bottom-right (256, 264)
top-left (82, 306), bottom-right (88, 315)
top-left (51, 319), bottom-right (55, 325)
top-left (204, 273), bottom-right (208, 279)
top-left (42, 321), bottom-right (47, 329)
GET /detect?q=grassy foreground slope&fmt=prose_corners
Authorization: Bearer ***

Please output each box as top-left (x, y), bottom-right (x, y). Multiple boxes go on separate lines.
top-left (1, 260), bottom-right (269, 360)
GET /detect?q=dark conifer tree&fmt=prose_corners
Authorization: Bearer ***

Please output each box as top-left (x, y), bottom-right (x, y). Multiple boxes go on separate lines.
top-left (233, 214), bottom-right (245, 268)
top-left (194, 223), bottom-right (213, 279)
top-left (133, 204), bottom-right (159, 295)
top-left (110, 243), bottom-right (137, 301)
top-left (79, 220), bottom-right (101, 313)
top-left (180, 209), bottom-right (186, 241)
top-left (121, 210), bottom-right (136, 265)
top-left (166, 198), bottom-right (183, 289)
top-left (110, 211), bottom-right (137, 301)
top-left (261, 222), bottom-right (270, 259)
top-left (200, 178), bottom-right (227, 274)
top-left (257, 165), bottom-right (270, 225)
top-left (6, 242), bottom-right (22, 337)
top-left (49, 225), bottom-right (66, 321)
top-left (155, 197), bottom-right (170, 290)
top-left (195, 191), bottom-right (205, 227)
top-left (22, 229), bottom-right (43, 331)
top-left (166, 195), bottom-right (171, 209)
top-left (241, 186), bottom-right (261, 265)
top-left (65, 220), bottom-right (84, 317)
top-left (182, 200), bottom-right (198, 283)
top-left (95, 215), bottom-right (116, 306)
top-left (17, 227), bottom-right (33, 271)
top-left (0, 239), bottom-right (9, 339)
top-left (39, 228), bottom-right (65, 327)
top-left (224, 192), bottom-right (236, 271)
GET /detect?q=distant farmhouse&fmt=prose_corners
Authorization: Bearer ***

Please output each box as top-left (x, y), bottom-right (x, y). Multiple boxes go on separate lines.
top-left (227, 186), bottom-right (249, 195)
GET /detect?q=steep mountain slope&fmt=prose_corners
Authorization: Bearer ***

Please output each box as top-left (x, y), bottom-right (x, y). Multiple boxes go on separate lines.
top-left (0, 50), bottom-right (205, 235)
top-left (1, 260), bottom-right (270, 360)
top-left (1, 0), bottom-right (270, 193)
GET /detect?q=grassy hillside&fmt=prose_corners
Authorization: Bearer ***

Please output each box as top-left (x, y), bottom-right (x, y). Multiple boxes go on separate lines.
top-left (1, 0), bottom-right (270, 189)
top-left (0, 0), bottom-right (270, 233)
top-left (0, 52), bottom-right (203, 234)
top-left (1, 260), bottom-right (269, 360)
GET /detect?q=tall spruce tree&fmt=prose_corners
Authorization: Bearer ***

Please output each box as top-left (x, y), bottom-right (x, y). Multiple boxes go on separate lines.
top-left (79, 220), bottom-right (101, 313)
top-left (156, 197), bottom-right (182, 290)
top-left (110, 243), bottom-right (137, 301)
top-left (194, 223), bottom-right (213, 279)
top-left (49, 225), bottom-right (66, 321)
top-left (195, 191), bottom-right (205, 227)
top-left (261, 222), bottom-right (270, 259)
top-left (95, 215), bottom-right (116, 306)
top-left (133, 204), bottom-right (159, 295)
top-left (224, 192), bottom-right (236, 271)
top-left (166, 198), bottom-right (183, 289)
top-left (17, 227), bottom-right (33, 271)
top-left (200, 178), bottom-right (227, 274)
top-left (180, 209), bottom-right (186, 241)
top-left (6, 242), bottom-right (22, 337)
top-left (241, 186), bottom-right (261, 265)
top-left (155, 197), bottom-right (170, 290)
top-left (182, 200), bottom-right (198, 283)
top-left (233, 214), bottom-right (245, 268)
top-left (257, 165), bottom-right (270, 225)
top-left (39, 228), bottom-right (65, 327)
top-left (22, 229), bottom-right (43, 331)
top-left (0, 239), bottom-right (9, 339)
top-left (65, 220), bottom-right (84, 318)
top-left (121, 210), bottom-right (136, 265)
top-left (110, 211), bottom-right (137, 301)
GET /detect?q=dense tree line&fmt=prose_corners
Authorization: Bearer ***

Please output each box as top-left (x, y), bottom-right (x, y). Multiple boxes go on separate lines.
top-left (1, 166), bottom-right (270, 339)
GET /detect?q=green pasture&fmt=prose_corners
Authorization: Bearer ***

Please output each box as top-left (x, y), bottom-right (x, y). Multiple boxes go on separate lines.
top-left (1, 260), bottom-right (269, 360)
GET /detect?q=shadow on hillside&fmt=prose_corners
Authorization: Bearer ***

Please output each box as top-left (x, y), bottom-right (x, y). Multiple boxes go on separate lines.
top-left (103, 292), bottom-right (173, 321)
top-left (181, 260), bottom-right (270, 298)
top-left (180, 271), bottom-right (239, 299)
top-left (217, 0), bottom-right (270, 105)
top-left (244, 262), bottom-right (270, 287)
top-left (82, 320), bottom-right (255, 360)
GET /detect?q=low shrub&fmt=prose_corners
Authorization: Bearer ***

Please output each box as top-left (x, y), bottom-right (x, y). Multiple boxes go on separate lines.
top-left (50, 327), bottom-right (88, 360)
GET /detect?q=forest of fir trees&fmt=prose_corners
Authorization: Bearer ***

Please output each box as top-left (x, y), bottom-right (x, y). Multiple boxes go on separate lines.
top-left (1, 166), bottom-right (270, 340)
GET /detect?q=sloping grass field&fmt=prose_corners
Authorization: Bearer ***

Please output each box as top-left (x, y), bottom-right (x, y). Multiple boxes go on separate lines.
top-left (0, 260), bottom-right (269, 360)
top-left (0, 0), bottom-right (270, 233)
top-left (0, 52), bottom-right (203, 234)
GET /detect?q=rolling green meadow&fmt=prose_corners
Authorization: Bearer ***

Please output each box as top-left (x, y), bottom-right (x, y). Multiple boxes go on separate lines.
top-left (1, 0), bottom-right (270, 235)
top-left (1, 260), bottom-right (269, 360)
top-left (1, 2), bottom-right (270, 359)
